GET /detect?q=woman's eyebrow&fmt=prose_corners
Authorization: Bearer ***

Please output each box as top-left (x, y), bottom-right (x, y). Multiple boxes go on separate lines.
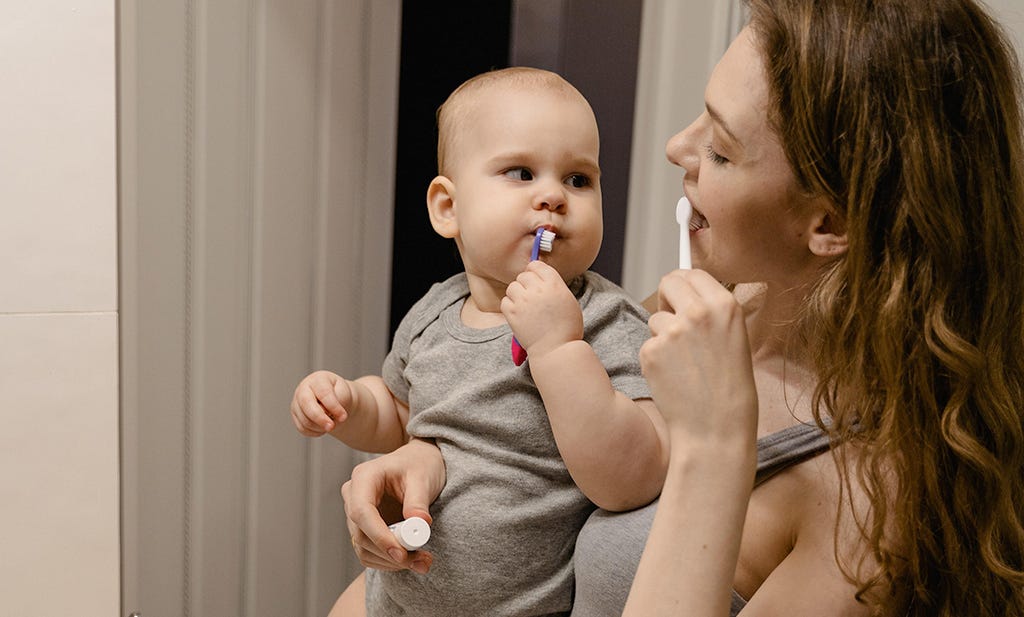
top-left (705, 102), bottom-right (741, 146)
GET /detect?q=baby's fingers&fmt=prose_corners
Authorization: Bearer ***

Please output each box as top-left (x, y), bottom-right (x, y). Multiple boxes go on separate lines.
top-left (310, 378), bottom-right (346, 416)
top-left (297, 385), bottom-right (344, 432)
top-left (290, 399), bottom-right (326, 436)
top-left (523, 259), bottom-right (561, 280)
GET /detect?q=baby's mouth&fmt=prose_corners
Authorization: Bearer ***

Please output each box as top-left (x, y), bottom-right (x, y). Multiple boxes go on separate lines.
top-left (689, 208), bottom-right (709, 231)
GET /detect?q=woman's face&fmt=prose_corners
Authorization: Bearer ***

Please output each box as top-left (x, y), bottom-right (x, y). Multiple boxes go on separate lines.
top-left (666, 27), bottom-right (820, 286)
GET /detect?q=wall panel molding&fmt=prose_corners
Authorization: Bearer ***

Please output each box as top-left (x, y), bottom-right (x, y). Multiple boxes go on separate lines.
top-left (119, 1), bottom-right (400, 615)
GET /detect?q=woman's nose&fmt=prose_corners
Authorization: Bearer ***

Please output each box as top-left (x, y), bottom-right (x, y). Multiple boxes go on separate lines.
top-left (665, 113), bottom-right (705, 176)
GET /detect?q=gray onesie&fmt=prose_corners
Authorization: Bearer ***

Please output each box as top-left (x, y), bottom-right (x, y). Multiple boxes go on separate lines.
top-left (366, 272), bottom-right (651, 616)
top-left (570, 422), bottom-right (832, 616)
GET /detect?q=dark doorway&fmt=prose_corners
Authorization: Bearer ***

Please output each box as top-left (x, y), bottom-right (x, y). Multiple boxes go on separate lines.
top-left (388, 1), bottom-right (513, 338)
top-left (389, 0), bottom-right (643, 338)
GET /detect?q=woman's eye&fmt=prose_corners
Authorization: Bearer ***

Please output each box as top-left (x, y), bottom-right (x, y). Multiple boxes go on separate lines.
top-left (703, 143), bottom-right (729, 165)
top-left (566, 174), bottom-right (590, 188)
top-left (504, 167), bottom-right (533, 181)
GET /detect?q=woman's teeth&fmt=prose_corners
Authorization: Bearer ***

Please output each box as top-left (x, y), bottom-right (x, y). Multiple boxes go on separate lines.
top-left (689, 210), bottom-right (709, 231)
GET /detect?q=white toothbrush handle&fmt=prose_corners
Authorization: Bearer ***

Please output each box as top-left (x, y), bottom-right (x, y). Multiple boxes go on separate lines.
top-left (676, 197), bottom-right (692, 269)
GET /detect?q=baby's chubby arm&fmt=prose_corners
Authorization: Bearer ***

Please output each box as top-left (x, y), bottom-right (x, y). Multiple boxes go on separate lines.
top-left (290, 370), bottom-right (410, 453)
top-left (502, 261), bottom-right (669, 511)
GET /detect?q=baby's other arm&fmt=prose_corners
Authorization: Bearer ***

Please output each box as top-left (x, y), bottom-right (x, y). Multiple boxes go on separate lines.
top-left (503, 262), bottom-right (669, 511)
top-left (290, 370), bottom-right (410, 453)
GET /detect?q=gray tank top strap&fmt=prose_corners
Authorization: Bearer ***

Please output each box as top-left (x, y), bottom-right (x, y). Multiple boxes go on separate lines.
top-left (754, 421), bottom-right (832, 486)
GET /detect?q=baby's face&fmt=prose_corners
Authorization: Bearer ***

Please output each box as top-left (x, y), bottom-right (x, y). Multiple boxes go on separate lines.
top-left (445, 85), bottom-right (603, 287)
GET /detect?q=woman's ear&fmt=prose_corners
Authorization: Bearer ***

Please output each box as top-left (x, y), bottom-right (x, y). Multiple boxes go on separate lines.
top-left (426, 176), bottom-right (458, 239)
top-left (807, 207), bottom-right (848, 258)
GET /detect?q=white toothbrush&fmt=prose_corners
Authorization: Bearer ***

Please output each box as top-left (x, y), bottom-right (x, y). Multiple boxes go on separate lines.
top-left (676, 196), bottom-right (692, 269)
top-left (536, 229), bottom-right (555, 255)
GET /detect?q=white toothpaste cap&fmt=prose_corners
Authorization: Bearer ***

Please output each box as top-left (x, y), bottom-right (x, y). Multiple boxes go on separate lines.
top-left (389, 516), bottom-right (431, 551)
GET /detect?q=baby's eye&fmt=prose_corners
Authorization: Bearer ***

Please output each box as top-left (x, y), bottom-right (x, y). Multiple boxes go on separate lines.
top-left (504, 167), bottom-right (533, 181)
top-left (566, 174), bottom-right (590, 188)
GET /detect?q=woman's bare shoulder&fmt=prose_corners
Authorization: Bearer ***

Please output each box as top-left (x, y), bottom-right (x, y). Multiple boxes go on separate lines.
top-left (742, 447), bottom-right (878, 616)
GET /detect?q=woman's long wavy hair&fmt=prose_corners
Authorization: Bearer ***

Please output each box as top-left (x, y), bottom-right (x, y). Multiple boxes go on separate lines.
top-left (747, 0), bottom-right (1024, 614)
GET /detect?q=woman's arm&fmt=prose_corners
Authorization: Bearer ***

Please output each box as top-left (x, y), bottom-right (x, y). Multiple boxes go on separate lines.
top-left (624, 269), bottom-right (759, 616)
top-left (624, 438), bottom-right (755, 616)
top-left (625, 271), bottom-right (872, 616)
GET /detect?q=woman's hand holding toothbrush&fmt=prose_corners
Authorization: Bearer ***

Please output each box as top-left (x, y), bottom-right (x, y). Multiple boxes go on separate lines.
top-left (502, 260), bottom-right (584, 361)
top-left (639, 197), bottom-right (756, 441)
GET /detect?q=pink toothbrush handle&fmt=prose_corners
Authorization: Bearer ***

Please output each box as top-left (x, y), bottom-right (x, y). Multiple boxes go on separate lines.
top-left (511, 338), bottom-right (528, 366)
top-left (510, 227), bottom-right (549, 366)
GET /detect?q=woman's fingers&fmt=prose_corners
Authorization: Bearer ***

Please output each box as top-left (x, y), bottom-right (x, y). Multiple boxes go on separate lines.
top-left (641, 268), bottom-right (757, 440)
top-left (655, 269), bottom-right (731, 314)
top-left (340, 440), bottom-right (445, 574)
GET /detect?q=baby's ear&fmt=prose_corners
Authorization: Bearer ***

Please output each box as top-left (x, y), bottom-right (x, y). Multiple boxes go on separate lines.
top-left (426, 176), bottom-right (458, 239)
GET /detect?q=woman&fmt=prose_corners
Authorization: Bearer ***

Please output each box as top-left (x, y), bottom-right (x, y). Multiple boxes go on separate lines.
top-left (342, 1), bottom-right (1024, 615)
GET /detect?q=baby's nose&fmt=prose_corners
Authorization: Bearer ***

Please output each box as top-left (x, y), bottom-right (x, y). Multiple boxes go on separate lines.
top-left (535, 184), bottom-right (567, 212)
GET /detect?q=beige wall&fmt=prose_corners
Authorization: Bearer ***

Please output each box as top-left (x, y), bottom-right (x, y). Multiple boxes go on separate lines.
top-left (0, 2), bottom-right (120, 616)
top-left (988, 0), bottom-right (1024, 54)
top-left (119, 2), bottom-right (400, 615)
top-left (1, 2), bottom-right (1020, 616)
top-left (623, 0), bottom-right (745, 297)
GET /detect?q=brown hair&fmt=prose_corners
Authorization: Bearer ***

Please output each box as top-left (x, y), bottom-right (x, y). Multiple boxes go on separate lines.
top-left (435, 67), bottom-right (590, 176)
top-left (747, 0), bottom-right (1024, 614)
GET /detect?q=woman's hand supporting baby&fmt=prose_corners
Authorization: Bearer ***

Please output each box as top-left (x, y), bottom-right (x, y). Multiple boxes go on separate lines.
top-left (341, 438), bottom-right (446, 574)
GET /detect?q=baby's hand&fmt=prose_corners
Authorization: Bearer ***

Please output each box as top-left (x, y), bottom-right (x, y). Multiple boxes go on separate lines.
top-left (289, 370), bottom-right (355, 437)
top-left (502, 261), bottom-right (583, 358)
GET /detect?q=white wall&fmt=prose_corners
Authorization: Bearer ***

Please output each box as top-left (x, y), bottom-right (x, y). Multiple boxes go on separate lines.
top-left (0, 3), bottom-right (120, 616)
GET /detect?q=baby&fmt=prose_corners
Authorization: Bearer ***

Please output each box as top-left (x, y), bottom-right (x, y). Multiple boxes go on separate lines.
top-left (290, 67), bottom-right (669, 616)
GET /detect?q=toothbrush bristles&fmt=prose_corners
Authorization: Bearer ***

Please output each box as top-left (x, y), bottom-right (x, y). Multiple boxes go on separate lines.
top-left (538, 229), bottom-right (556, 253)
